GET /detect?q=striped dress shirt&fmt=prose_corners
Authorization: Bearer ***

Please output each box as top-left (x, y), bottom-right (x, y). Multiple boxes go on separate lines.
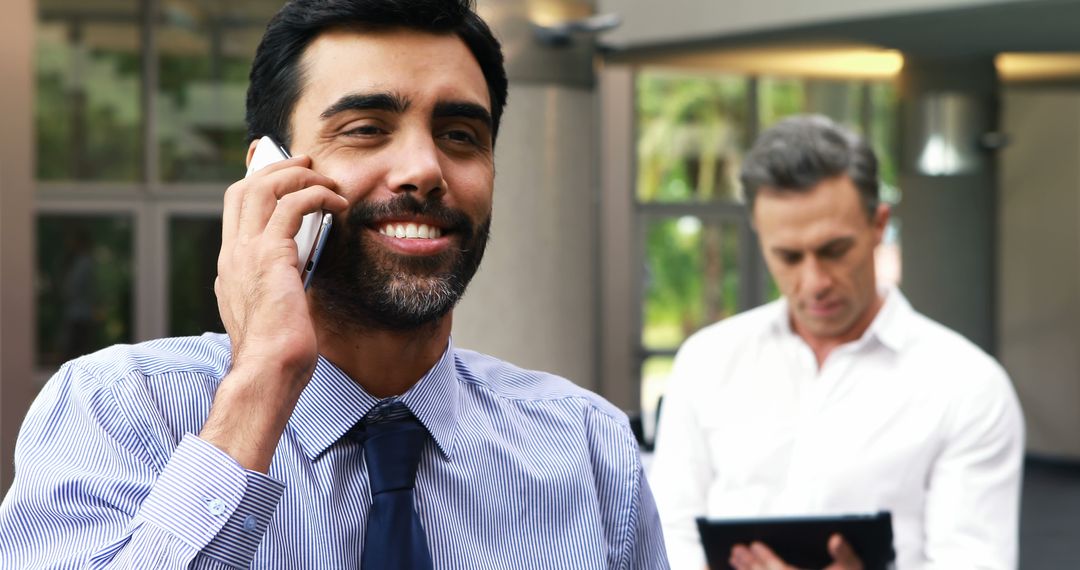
top-left (0, 334), bottom-right (668, 569)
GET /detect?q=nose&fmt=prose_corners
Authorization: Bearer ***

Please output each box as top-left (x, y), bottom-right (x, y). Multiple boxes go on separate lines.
top-left (801, 256), bottom-right (833, 298)
top-left (386, 131), bottom-right (446, 199)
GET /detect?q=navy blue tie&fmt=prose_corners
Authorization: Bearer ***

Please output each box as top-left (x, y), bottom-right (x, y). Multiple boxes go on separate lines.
top-left (355, 403), bottom-right (434, 570)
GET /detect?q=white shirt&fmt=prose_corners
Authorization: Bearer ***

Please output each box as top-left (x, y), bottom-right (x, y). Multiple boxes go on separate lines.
top-left (649, 288), bottom-right (1024, 570)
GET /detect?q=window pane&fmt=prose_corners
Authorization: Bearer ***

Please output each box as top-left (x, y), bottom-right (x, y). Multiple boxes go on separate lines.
top-left (37, 2), bottom-right (142, 182)
top-left (868, 82), bottom-right (902, 287)
top-left (759, 76), bottom-right (865, 131)
top-left (877, 218), bottom-right (903, 288)
top-left (869, 81), bottom-right (901, 195)
top-left (642, 216), bottom-right (741, 350)
top-left (158, 1), bottom-right (278, 182)
top-left (640, 355), bottom-right (674, 447)
top-left (169, 216), bottom-right (224, 336)
top-left (636, 70), bottom-right (749, 203)
top-left (36, 214), bottom-right (134, 368)
top-left (804, 79), bottom-right (864, 129)
top-left (758, 77), bottom-right (805, 129)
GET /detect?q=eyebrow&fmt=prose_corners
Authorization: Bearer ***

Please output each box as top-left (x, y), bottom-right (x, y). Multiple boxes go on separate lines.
top-left (771, 247), bottom-right (802, 259)
top-left (815, 237), bottom-right (855, 254)
top-left (433, 101), bottom-right (493, 131)
top-left (318, 92), bottom-right (492, 132)
top-left (771, 237), bottom-right (855, 257)
top-left (320, 92), bottom-right (410, 119)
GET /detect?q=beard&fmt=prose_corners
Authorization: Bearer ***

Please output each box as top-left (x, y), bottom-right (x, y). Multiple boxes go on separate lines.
top-left (308, 192), bottom-right (490, 332)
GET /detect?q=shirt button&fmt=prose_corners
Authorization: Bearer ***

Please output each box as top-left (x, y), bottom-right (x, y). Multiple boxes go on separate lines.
top-left (243, 514), bottom-right (258, 531)
top-left (207, 499), bottom-right (227, 516)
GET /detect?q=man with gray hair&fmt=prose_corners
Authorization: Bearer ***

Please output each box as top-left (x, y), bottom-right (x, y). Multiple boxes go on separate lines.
top-left (650, 114), bottom-right (1023, 569)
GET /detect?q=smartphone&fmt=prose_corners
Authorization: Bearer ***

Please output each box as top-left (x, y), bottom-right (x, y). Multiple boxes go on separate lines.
top-left (245, 137), bottom-right (333, 289)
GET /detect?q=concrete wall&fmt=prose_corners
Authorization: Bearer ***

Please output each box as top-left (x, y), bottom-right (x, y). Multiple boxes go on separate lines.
top-left (999, 89), bottom-right (1080, 459)
top-left (599, 0), bottom-right (1021, 48)
top-left (452, 85), bottom-right (599, 392)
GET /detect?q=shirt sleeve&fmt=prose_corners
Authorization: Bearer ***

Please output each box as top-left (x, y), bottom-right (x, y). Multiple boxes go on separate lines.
top-left (620, 463), bottom-right (672, 570)
top-left (921, 362), bottom-right (1025, 569)
top-left (581, 402), bottom-right (670, 570)
top-left (648, 336), bottom-right (714, 570)
top-left (0, 361), bottom-right (286, 569)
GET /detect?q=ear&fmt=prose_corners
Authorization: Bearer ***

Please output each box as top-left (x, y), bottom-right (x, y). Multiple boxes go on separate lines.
top-left (245, 138), bottom-right (261, 168)
top-left (872, 202), bottom-right (891, 247)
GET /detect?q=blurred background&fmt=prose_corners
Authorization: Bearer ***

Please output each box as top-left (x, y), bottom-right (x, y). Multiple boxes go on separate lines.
top-left (3, 0), bottom-right (1080, 566)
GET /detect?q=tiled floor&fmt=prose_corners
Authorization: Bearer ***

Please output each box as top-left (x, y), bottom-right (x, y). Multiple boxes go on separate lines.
top-left (1020, 458), bottom-right (1080, 569)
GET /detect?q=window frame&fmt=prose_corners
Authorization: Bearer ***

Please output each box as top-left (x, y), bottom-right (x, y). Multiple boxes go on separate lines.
top-left (33, 0), bottom-right (242, 376)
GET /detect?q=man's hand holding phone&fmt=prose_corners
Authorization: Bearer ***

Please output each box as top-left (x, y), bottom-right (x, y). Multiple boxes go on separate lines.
top-left (200, 140), bottom-right (348, 473)
top-left (245, 137), bottom-right (335, 289)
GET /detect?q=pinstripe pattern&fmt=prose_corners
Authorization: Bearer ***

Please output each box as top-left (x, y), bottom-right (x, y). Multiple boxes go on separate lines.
top-left (0, 334), bottom-right (668, 569)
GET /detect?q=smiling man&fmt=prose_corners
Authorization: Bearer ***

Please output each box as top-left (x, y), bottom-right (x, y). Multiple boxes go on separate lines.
top-left (0, 1), bottom-right (668, 568)
top-left (649, 115), bottom-right (1023, 570)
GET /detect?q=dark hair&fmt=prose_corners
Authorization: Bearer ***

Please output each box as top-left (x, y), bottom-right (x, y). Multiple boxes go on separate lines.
top-left (245, 0), bottom-right (508, 148)
top-left (739, 114), bottom-right (879, 218)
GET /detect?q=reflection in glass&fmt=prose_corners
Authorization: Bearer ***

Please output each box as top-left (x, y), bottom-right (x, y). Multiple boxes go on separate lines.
top-left (158, 1), bottom-right (277, 182)
top-left (37, 4), bottom-right (142, 181)
top-left (642, 217), bottom-right (741, 350)
top-left (169, 216), bottom-right (224, 336)
top-left (636, 70), bottom-right (749, 203)
top-left (36, 215), bottom-right (134, 368)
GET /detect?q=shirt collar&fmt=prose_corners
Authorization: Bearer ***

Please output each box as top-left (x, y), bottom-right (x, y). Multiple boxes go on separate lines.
top-left (864, 286), bottom-right (915, 352)
top-left (288, 339), bottom-right (460, 462)
top-left (397, 340), bottom-right (459, 460)
top-left (769, 286), bottom-right (915, 353)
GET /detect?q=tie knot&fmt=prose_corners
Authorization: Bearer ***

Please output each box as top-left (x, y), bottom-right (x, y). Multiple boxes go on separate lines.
top-left (355, 403), bottom-right (428, 494)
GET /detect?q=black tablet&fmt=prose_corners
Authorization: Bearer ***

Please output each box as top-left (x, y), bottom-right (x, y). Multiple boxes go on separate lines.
top-left (696, 511), bottom-right (895, 570)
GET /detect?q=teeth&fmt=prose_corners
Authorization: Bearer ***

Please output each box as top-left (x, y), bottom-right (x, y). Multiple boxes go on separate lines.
top-left (380, 223), bottom-right (443, 239)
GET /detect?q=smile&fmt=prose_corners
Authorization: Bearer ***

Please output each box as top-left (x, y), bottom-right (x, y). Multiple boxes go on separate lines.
top-left (378, 223), bottom-right (444, 239)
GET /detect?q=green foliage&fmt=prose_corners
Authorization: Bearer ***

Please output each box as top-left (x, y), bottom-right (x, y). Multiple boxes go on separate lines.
top-left (870, 82), bottom-right (901, 194)
top-left (35, 35), bottom-right (142, 181)
top-left (642, 217), bottom-right (741, 349)
top-left (758, 77), bottom-right (805, 128)
top-left (636, 71), bottom-right (748, 203)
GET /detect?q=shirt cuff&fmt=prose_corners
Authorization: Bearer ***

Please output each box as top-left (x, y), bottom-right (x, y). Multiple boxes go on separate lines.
top-left (202, 468), bottom-right (286, 567)
top-left (135, 434), bottom-right (285, 567)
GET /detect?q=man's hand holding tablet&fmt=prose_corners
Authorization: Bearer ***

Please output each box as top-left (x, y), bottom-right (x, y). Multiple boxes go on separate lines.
top-left (697, 512), bottom-right (894, 570)
top-left (729, 533), bottom-right (863, 570)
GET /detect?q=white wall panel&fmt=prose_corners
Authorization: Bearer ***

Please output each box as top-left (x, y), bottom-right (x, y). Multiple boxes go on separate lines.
top-left (999, 89), bottom-right (1080, 459)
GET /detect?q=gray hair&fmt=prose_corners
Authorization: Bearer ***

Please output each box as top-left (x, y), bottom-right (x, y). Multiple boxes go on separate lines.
top-left (740, 114), bottom-right (879, 218)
